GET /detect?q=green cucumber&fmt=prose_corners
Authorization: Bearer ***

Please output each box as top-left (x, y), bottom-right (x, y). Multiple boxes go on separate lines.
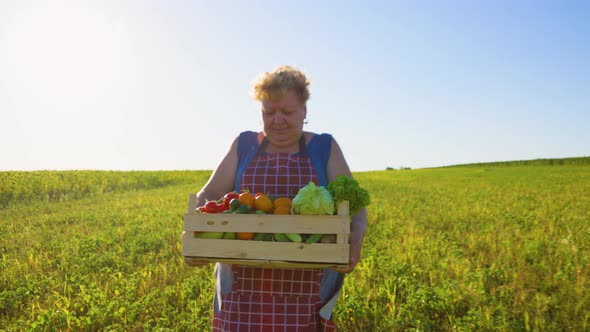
top-left (274, 233), bottom-right (303, 242)
top-left (223, 232), bottom-right (236, 239)
top-left (274, 233), bottom-right (290, 242)
top-left (304, 234), bottom-right (323, 244)
top-left (194, 232), bottom-right (225, 239)
top-left (232, 205), bottom-right (251, 214)
top-left (284, 233), bottom-right (303, 243)
top-left (253, 233), bottom-right (266, 241)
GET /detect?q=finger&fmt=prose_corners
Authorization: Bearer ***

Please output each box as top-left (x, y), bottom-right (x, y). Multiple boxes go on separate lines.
top-left (333, 264), bottom-right (353, 273)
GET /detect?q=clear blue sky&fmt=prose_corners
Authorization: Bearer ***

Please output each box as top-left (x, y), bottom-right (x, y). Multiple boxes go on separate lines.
top-left (1, 0), bottom-right (588, 171)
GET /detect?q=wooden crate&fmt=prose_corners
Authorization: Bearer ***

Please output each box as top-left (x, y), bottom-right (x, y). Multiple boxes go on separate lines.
top-left (182, 194), bottom-right (350, 269)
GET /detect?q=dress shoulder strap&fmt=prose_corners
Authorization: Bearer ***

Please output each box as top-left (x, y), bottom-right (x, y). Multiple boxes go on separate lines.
top-left (234, 131), bottom-right (260, 192)
top-left (307, 133), bottom-right (333, 187)
top-left (237, 131), bottom-right (259, 159)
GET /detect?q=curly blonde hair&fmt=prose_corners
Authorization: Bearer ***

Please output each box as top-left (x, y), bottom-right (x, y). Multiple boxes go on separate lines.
top-left (250, 65), bottom-right (311, 104)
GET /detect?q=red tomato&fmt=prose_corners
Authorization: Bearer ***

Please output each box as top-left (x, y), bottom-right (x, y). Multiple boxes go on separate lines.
top-left (217, 203), bottom-right (227, 213)
top-left (203, 201), bottom-right (219, 213)
top-left (223, 192), bottom-right (240, 210)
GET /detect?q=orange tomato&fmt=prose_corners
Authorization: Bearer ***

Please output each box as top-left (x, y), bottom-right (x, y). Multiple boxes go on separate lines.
top-left (273, 205), bottom-right (292, 215)
top-left (254, 194), bottom-right (273, 213)
top-left (238, 192), bottom-right (255, 209)
top-left (273, 197), bottom-right (292, 209)
top-left (237, 232), bottom-right (255, 240)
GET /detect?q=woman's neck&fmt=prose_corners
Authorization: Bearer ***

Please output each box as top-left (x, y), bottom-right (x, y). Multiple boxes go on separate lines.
top-left (261, 131), bottom-right (310, 154)
top-left (265, 143), bottom-right (300, 154)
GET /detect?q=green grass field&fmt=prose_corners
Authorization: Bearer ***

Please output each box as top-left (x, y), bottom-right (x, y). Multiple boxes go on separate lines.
top-left (1, 160), bottom-right (589, 331)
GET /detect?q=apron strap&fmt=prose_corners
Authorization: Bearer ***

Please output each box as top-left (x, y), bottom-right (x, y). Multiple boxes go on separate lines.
top-left (255, 137), bottom-right (269, 156)
top-left (256, 135), bottom-right (307, 158)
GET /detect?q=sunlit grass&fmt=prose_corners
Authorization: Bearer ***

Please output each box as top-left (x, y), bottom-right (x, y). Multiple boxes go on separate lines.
top-left (338, 166), bottom-right (590, 331)
top-left (1, 165), bottom-right (589, 331)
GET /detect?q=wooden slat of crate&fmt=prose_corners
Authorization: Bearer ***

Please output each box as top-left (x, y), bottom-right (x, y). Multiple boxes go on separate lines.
top-left (183, 214), bottom-right (349, 234)
top-left (183, 257), bottom-right (346, 269)
top-left (182, 238), bottom-right (349, 263)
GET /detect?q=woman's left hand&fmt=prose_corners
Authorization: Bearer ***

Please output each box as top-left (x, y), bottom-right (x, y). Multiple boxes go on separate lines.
top-left (333, 231), bottom-right (363, 273)
top-left (332, 208), bottom-right (367, 273)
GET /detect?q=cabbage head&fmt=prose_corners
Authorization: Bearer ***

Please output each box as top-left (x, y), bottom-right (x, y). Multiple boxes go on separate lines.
top-left (292, 182), bottom-right (335, 215)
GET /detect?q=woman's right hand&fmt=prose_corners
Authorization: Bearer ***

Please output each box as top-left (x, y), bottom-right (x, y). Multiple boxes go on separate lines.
top-left (183, 257), bottom-right (212, 267)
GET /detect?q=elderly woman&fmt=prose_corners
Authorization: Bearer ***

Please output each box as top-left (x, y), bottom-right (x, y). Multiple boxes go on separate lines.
top-left (184, 65), bottom-right (368, 331)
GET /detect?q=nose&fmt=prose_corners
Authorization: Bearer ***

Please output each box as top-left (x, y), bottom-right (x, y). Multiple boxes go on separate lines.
top-left (271, 112), bottom-right (286, 124)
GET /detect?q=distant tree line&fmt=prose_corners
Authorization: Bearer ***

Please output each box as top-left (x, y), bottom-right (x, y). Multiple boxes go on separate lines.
top-left (385, 156), bottom-right (590, 170)
top-left (386, 166), bottom-right (412, 170)
top-left (441, 156), bottom-right (590, 168)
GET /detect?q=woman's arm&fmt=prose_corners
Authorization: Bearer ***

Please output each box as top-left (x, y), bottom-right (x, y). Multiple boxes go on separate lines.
top-left (183, 137), bottom-right (239, 267)
top-left (194, 137), bottom-right (239, 207)
top-left (326, 138), bottom-right (367, 273)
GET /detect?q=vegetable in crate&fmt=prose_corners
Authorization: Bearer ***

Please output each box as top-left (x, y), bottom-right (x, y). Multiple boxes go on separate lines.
top-left (292, 182), bottom-right (335, 243)
top-left (223, 232), bottom-right (237, 239)
top-left (223, 192), bottom-right (240, 211)
top-left (292, 182), bottom-right (335, 215)
top-left (271, 197), bottom-right (302, 242)
top-left (254, 194), bottom-right (273, 213)
top-left (327, 175), bottom-right (370, 216)
top-left (194, 231), bottom-right (225, 239)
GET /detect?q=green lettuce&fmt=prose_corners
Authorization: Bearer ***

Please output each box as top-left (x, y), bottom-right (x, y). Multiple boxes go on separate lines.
top-left (292, 182), bottom-right (335, 215)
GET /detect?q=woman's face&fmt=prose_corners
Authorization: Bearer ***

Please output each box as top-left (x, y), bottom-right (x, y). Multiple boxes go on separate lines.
top-left (261, 90), bottom-right (307, 148)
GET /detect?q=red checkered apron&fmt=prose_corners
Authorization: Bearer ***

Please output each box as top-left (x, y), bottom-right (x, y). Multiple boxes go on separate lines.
top-left (212, 136), bottom-right (336, 331)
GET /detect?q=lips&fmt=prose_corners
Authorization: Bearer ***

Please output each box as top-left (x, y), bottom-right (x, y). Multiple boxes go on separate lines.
top-left (271, 128), bottom-right (288, 135)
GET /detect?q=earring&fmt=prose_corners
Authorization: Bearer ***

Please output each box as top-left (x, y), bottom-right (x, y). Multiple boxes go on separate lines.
top-left (303, 119), bottom-right (308, 124)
